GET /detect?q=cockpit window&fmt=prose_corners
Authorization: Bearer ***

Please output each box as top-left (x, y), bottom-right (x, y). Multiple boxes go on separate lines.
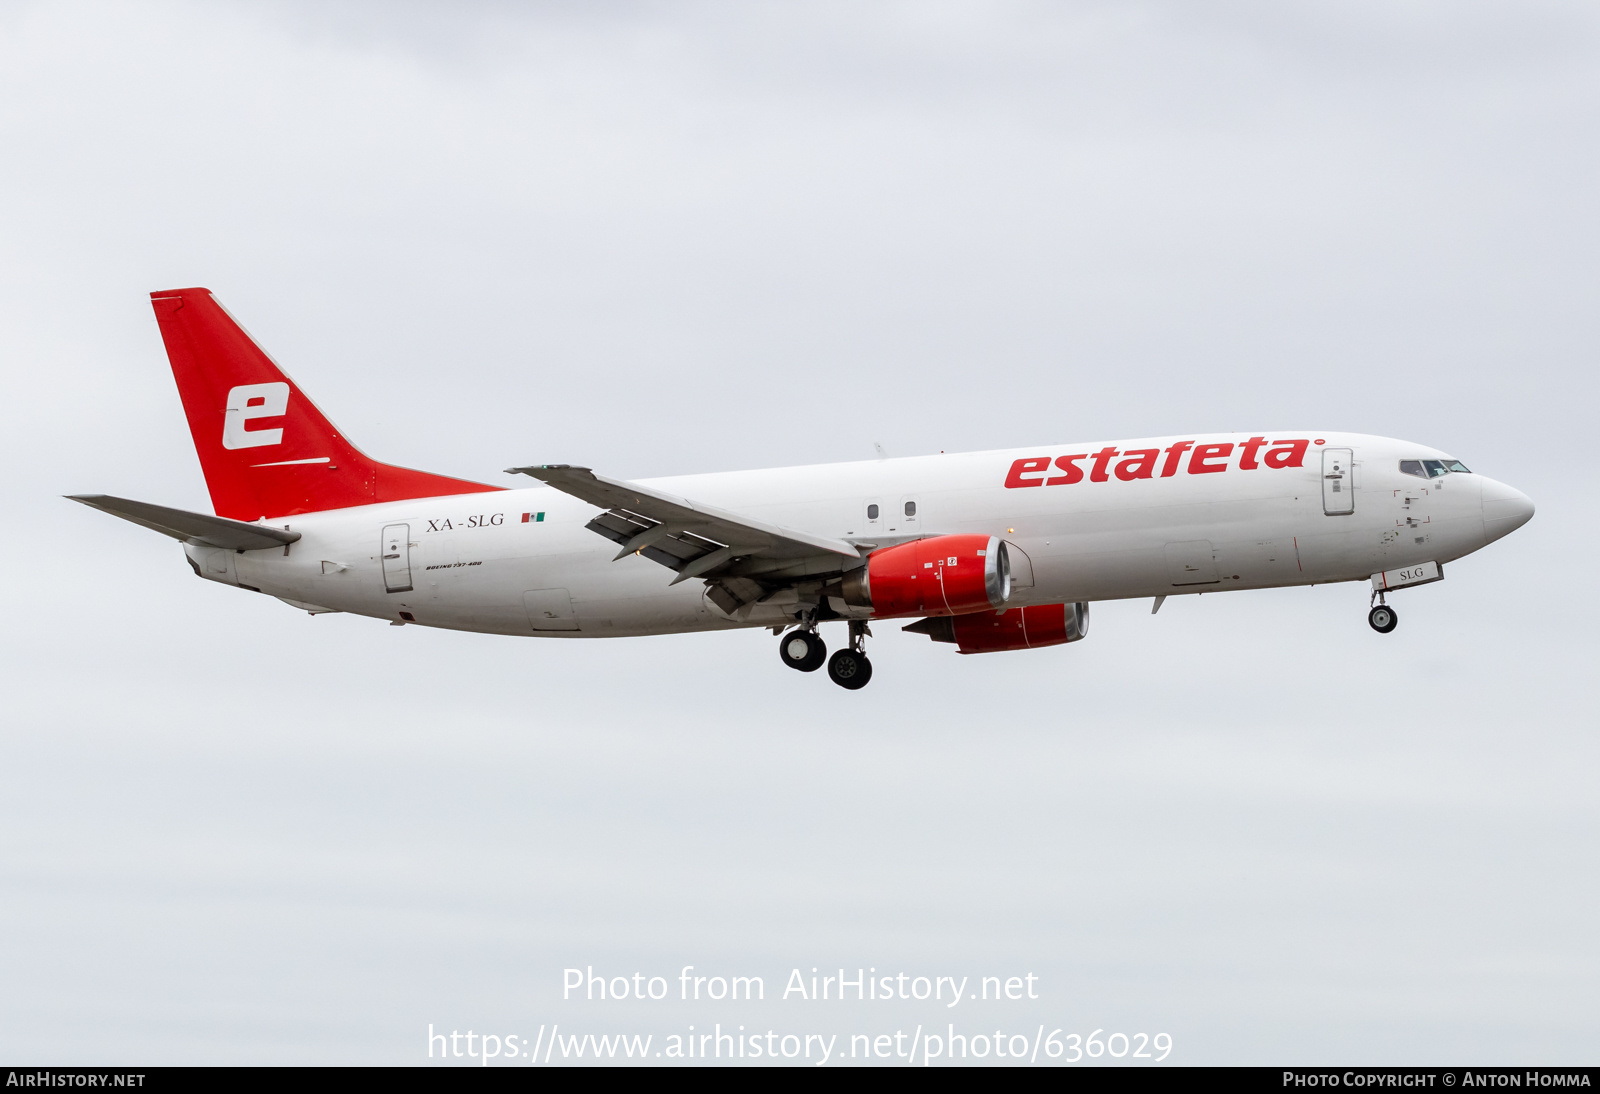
top-left (1402, 458), bottom-right (1470, 478)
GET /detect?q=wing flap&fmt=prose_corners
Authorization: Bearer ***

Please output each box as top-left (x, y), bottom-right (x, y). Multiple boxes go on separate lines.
top-left (507, 464), bottom-right (865, 609)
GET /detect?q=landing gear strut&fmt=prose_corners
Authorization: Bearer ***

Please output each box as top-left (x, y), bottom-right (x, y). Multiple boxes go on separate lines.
top-left (827, 620), bottom-right (873, 690)
top-left (778, 625), bottom-right (827, 672)
top-left (1368, 591), bottom-right (1398, 634)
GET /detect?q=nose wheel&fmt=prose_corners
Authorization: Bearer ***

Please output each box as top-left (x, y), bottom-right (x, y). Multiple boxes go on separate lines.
top-left (1368, 604), bottom-right (1398, 633)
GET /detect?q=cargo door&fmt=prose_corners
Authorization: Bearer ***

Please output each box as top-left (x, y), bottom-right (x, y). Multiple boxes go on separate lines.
top-left (1322, 447), bottom-right (1354, 515)
top-left (381, 523), bottom-right (413, 593)
top-left (524, 588), bottom-right (580, 631)
top-left (1165, 540), bottom-right (1219, 587)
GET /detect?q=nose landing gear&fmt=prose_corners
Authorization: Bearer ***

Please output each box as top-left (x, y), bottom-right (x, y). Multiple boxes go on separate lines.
top-left (1368, 590), bottom-right (1398, 634)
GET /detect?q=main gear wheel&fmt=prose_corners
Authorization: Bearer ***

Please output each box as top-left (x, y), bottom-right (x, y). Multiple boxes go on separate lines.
top-left (779, 628), bottom-right (827, 671)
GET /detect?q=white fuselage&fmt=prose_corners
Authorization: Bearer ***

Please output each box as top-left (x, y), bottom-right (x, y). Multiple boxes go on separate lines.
top-left (183, 432), bottom-right (1524, 637)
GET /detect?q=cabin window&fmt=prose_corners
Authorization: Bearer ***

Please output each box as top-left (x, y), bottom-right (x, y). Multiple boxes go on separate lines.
top-left (867, 504), bottom-right (879, 520)
top-left (904, 501), bottom-right (917, 517)
top-left (1399, 460), bottom-right (1427, 478)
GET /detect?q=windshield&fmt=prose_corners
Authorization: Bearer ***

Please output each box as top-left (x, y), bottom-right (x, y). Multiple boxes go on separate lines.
top-left (1402, 458), bottom-right (1470, 478)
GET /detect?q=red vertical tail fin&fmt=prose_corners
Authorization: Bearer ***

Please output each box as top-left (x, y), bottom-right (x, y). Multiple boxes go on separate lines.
top-left (150, 288), bottom-right (501, 520)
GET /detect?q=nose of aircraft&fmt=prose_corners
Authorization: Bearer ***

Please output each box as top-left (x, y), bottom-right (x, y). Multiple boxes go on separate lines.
top-left (1481, 476), bottom-right (1535, 544)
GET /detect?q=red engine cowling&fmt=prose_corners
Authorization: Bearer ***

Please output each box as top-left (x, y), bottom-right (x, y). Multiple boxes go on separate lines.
top-left (840, 534), bottom-right (1009, 618)
top-left (904, 602), bottom-right (1090, 653)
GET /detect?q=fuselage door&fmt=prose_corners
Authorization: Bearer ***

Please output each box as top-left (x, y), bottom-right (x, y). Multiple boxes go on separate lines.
top-left (1322, 448), bottom-right (1354, 515)
top-left (381, 523), bottom-right (413, 593)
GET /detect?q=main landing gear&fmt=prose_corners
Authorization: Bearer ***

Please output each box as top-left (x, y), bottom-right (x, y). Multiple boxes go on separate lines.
top-left (777, 627), bottom-right (826, 672)
top-left (778, 619), bottom-right (874, 689)
top-left (1368, 590), bottom-right (1398, 634)
top-left (828, 620), bottom-right (874, 691)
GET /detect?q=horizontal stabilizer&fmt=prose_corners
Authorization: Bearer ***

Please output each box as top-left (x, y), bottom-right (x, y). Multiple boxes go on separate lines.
top-left (67, 494), bottom-right (301, 551)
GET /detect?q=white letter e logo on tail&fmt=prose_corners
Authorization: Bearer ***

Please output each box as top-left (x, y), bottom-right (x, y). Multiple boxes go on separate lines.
top-left (222, 382), bottom-right (289, 449)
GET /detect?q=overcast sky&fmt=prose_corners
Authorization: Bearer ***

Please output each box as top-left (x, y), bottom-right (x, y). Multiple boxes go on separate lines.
top-left (1, 0), bottom-right (1596, 1065)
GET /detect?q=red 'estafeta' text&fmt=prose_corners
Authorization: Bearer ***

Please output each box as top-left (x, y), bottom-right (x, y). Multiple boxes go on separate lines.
top-left (1003, 438), bottom-right (1310, 488)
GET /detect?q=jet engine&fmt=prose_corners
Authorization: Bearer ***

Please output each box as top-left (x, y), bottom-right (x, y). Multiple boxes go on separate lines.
top-left (838, 534), bottom-right (1009, 617)
top-left (905, 602), bottom-right (1090, 654)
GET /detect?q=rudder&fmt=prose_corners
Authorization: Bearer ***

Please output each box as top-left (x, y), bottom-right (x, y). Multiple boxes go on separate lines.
top-left (150, 288), bottom-right (501, 520)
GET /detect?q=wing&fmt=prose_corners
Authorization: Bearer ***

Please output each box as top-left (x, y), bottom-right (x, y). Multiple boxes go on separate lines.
top-left (505, 464), bottom-right (864, 612)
